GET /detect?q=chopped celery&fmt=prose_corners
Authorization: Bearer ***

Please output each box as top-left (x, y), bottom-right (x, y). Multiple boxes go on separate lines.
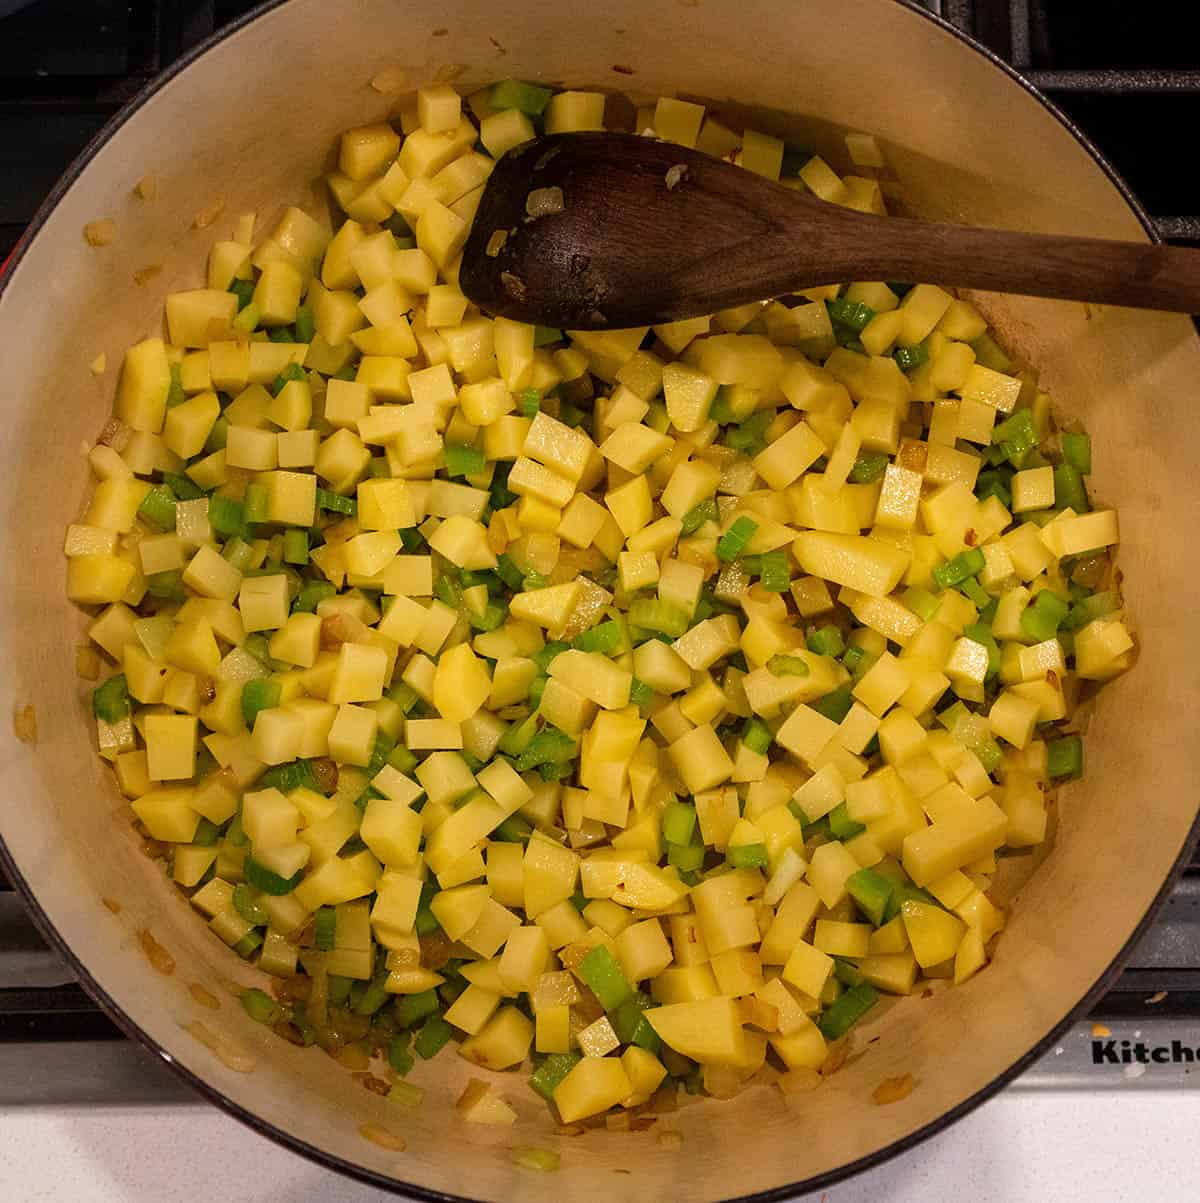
top-left (811, 686), bottom-right (854, 723)
top-left (365, 730), bottom-right (395, 778)
top-left (963, 622), bottom-right (1001, 679)
top-left (490, 78), bottom-right (554, 116)
top-left (316, 488), bottom-right (356, 516)
top-left (627, 598), bottom-right (690, 638)
top-left (932, 548), bottom-right (985, 590)
top-left (522, 570), bottom-right (549, 591)
top-left (492, 814), bottom-right (533, 843)
top-left (242, 678), bottom-right (281, 726)
top-left (314, 906), bottom-right (337, 951)
top-left (826, 296), bottom-right (876, 333)
top-left (717, 516), bottom-right (759, 562)
top-left (848, 453), bottom-right (889, 483)
top-left (741, 717), bottom-right (774, 755)
top-left (1062, 431), bottom-right (1092, 475)
top-left (166, 363), bottom-right (186, 408)
top-left (758, 549), bottom-right (791, 592)
top-left (240, 987), bottom-right (283, 1025)
top-left (138, 485), bottom-right (177, 532)
top-left (533, 640), bottom-right (571, 673)
top-left (893, 342), bottom-right (929, 372)
top-left (395, 988), bottom-right (440, 1029)
top-left (668, 841), bottom-right (705, 873)
top-left (233, 930), bottom-right (264, 958)
top-left (232, 883), bottom-right (269, 925)
top-left (294, 304), bottom-right (315, 343)
top-left (145, 570), bottom-right (186, 602)
top-left (975, 469), bottom-right (1013, 508)
top-left (294, 579), bottom-right (336, 612)
top-left (353, 970), bottom-right (391, 1016)
top-left (629, 677), bottom-right (654, 706)
top-left (572, 619), bottom-right (622, 654)
top-left (388, 1032), bottom-right (415, 1076)
top-left (578, 945), bottom-right (634, 1011)
top-left (515, 727), bottom-right (576, 771)
top-left (817, 982), bottom-right (880, 1039)
top-left (662, 801), bottom-right (698, 846)
top-left (846, 868), bottom-right (895, 926)
top-left (828, 802), bottom-right (865, 840)
top-left (726, 842), bottom-right (769, 869)
top-left (445, 444), bottom-right (486, 478)
top-left (228, 279), bottom-right (255, 310)
top-left (1047, 734), bottom-right (1084, 780)
top-left (242, 856), bottom-right (303, 896)
top-left (1063, 590), bottom-right (1119, 632)
top-left (882, 882), bottom-right (939, 924)
top-left (387, 744), bottom-right (418, 774)
top-left (242, 483), bottom-right (269, 525)
top-left (208, 494), bottom-right (246, 538)
top-left (268, 324), bottom-right (295, 344)
top-left (191, 817), bottom-right (222, 847)
top-left (282, 529), bottom-right (309, 565)
top-left (413, 1014), bottom-right (453, 1059)
top-left (681, 497), bottom-right (719, 535)
top-left (399, 526), bottom-right (426, 552)
top-left (725, 411), bottom-right (772, 457)
top-left (611, 992), bottom-right (660, 1051)
top-left (992, 408), bottom-right (1038, 466)
top-left (708, 389), bottom-right (736, 425)
top-left (92, 674), bottom-right (131, 722)
top-left (519, 388), bottom-right (541, 417)
top-left (529, 1052), bottom-right (582, 1101)
top-left (270, 362), bottom-right (306, 395)
top-left (1019, 590), bottom-right (1069, 643)
top-left (768, 654), bottom-right (810, 677)
top-left (498, 714), bottom-right (540, 757)
top-left (960, 576), bottom-right (991, 608)
top-left (495, 552), bottom-right (524, 591)
top-left (470, 600), bottom-right (508, 632)
top-left (1053, 462), bottom-right (1090, 513)
top-left (534, 326), bottom-right (563, 346)
top-left (162, 472), bottom-right (204, 500)
top-left (806, 625), bottom-right (845, 657)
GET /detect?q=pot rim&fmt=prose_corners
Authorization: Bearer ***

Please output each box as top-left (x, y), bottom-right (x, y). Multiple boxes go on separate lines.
top-left (1, 1), bottom-right (1196, 1198)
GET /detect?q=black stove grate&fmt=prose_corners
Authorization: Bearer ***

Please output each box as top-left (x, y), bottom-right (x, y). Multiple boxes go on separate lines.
top-left (2, 0), bottom-right (1199, 1068)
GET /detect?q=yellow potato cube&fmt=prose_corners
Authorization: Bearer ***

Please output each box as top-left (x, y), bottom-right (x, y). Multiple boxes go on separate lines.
top-left (605, 474), bottom-right (653, 537)
top-left (327, 703), bottom-right (379, 766)
top-left (645, 996), bottom-right (748, 1066)
top-left (668, 724), bottom-right (734, 792)
top-left (544, 91), bottom-right (605, 134)
top-left (327, 642), bottom-right (389, 704)
top-left (132, 787), bottom-right (200, 843)
top-left (166, 289), bottom-right (237, 349)
top-left (238, 574), bottom-right (289, 633)
top-left (662, 362), bottom-right (718, 432)
top-left (753, 420), bottom-right (827, 490)
top-left (143, 714), bottom-right (198, 781)
top-left (183, 544), bottom-right (242, 601)
top-left (1011, 465), bottom-right (1055, 513)
top-left (339, 122), bottom-right (400, 180)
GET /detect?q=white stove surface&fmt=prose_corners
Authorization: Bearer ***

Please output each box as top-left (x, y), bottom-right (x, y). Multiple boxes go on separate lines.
top-left (1, 1076), bottom-right (1196, 1202)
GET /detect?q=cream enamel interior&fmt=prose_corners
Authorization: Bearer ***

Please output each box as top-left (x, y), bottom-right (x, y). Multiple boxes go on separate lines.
top-left (1, 0), bottom-right (1199, 1197)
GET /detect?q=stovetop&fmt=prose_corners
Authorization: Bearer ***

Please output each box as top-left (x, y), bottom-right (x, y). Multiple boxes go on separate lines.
top-left (2, 0), bottom-right (1199, 1139)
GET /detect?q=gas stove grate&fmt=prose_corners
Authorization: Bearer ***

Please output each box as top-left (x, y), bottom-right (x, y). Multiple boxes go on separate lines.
top-left (2, 0), bottom-right (1200, 1094)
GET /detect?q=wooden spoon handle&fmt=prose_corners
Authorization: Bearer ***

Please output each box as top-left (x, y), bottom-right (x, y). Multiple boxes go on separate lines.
top-left (833, 213), bottom-right (1200, 312)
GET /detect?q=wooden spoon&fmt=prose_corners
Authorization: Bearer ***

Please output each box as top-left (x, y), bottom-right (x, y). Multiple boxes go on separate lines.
top-left (459, 132), bottom-right (1200, 330)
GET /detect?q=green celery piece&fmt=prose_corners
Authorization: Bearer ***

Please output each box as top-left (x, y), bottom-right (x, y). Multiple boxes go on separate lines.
top-left (144, 570), bottom-right (187, 601)
top-left (365, 729), bottom-right (395, 778)
top-left (611, 993), bottom-right (660, 1052)
top-left (716, 516), bottom-right (758, 562)
top-left (522, 570), bottom-right (549, 591)
top-left (817, 982), bottom-right (880, 1040)
top-left (834, 958), bottom-right (867, 988)
top-left (519, 387), bottom-right (541, 417)
top-left (533, 640), bottom-right (571, 673)
top-left (294, 579), bottom-right (336, 612)
top-left (1019, 590), bottom-right (1069, 643)
top-left (768, 654), bottom-right (810, 677)
top-left (413, 1015), bottom-right (453, 1059)
top-left (233, 930), bottom-right (264, 958)
top-left (490, 78), bottom-right (554, 116)
top-left (530, 1052), bottom-right (582, 1100)
top-left (470, 600), bottom-right (508, 632)
top-left (232, 883), bottom-right (269, 925)
top-left (847, 453), bottom-right (888, 483)
top-left (846, 868), bottom-right (895, 926)
top-left (242, 856), bottom-right (302, 896)
top-left (240, 987), bottom-right (283, 1025)
top-left (388, 745), bottom-right (419, 775)
top-left (827, 801), bottom-right (866, 840)
top-left (629, 677), bottom-right (654, 706)
top-left (282, 528), bottom-right (309, 565)
top-left (826, 296), bottom-right (876, 333)
top-left (806, 624), bottom-right (845, 657)
top-left (1053, 462), bottom-right (1090, 512)
top-left (681, 497), bottom-right (719, 535)
top-left (662, 801), bottom-right (698, 846)
top-left (267, 325), bottom-right (295, 345)
top-left (353, 970), bottom-right (391, 1016)
top-left (434, 573), bottom-right (463, 611)
top-left (991, 408), bottom-right (1038, 466)
top-left (191, 817), bottom-right (222, 847)
top-left (415, 892), bottom-right (442, 935)
top-left (294, 304), bottom-right (316, 344)
top-left (387, 677), bottom-right (420, 713)
top-left (388, 1032), bottom-right (415, 1076)
top-left (1062, 591), bottom-right (1119, 632)
top-left (138, 485), bottom-right (177, 532)
top-left (492, 814), bottom-right (533, 843)
top-left (882, 882), bottom-right (938, 924)
top-left (974, 736), bottom-right (1004, 774)
top-left (528, 675), bottom-right (548, 707)
top-left (725, 411), bottom-right (772, 457)
top-left (975, 469), bottom-right (1013, 508)
top-left (208, 494), bottom-right (246, 538)
top-left (931, 548), bottom-right (986, 590)
top-left (708, 389), bottom-right (736, 425)
top-left (757, 549), bottom-right (790, 592)
top-left (741, 717), bottom-right (773, 755)
top-left (327, 975), bottom-right (354, 1006)
top-left (316, 487), bottom-right (356, 515)
top-left (533, 326), bottom-right (563, 346)
top-left (1062, 431), bottom-right (1092, 475)
top-left (242, 482), bottom-right (269, 524)
top-left (498, 713), bottom-right (540, 757)
top-left (233, 301), bottom-right (261, 334)
top-left (395, 988), bottom-right (440, 1028)
top-left (627, 598), bottom-right (690, 638)
top-left (92, 674), bottom-right (131, 722)
top-left (893, 342), bottom-right (929, 373)
top-left (726, 843), bottom-right (769, 869)
top-left (162, 472), bottom-right (204, 500)
top-left (572, 619), bottom-right (622, 654)
top-left (205, 416), bottom-right (228, 453)
top-left (495, 552), bottom-right (524, 590)
top-left (811, 685), bottom-right (854, 723)
top-left (960, 576), bottom-right (991, 608)
top-left (222, 537), bottom-right (254, 571)
top-left (516, 727), bottom-right (577, 772)
top-left (165, 363), bottom-right (187, 408)
top-left (313, 906), bottom-right (337, 952)
top-left (270, 362), bottom-right (306, 395)
top-left (228, 279), bottom-right (255, 310)
top-left (578, 945), bottom-right (634, 1011)
top-left (445, 443), bottom-right (486, 477)
top-left (241, 678), bottom-right (281, 726)
top-left (668, 841), bottom-right (705, 873)
top-left (399, 526), bottom-right (427, 552)
top-left (1046, 734), bottom-right (1084, 780)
